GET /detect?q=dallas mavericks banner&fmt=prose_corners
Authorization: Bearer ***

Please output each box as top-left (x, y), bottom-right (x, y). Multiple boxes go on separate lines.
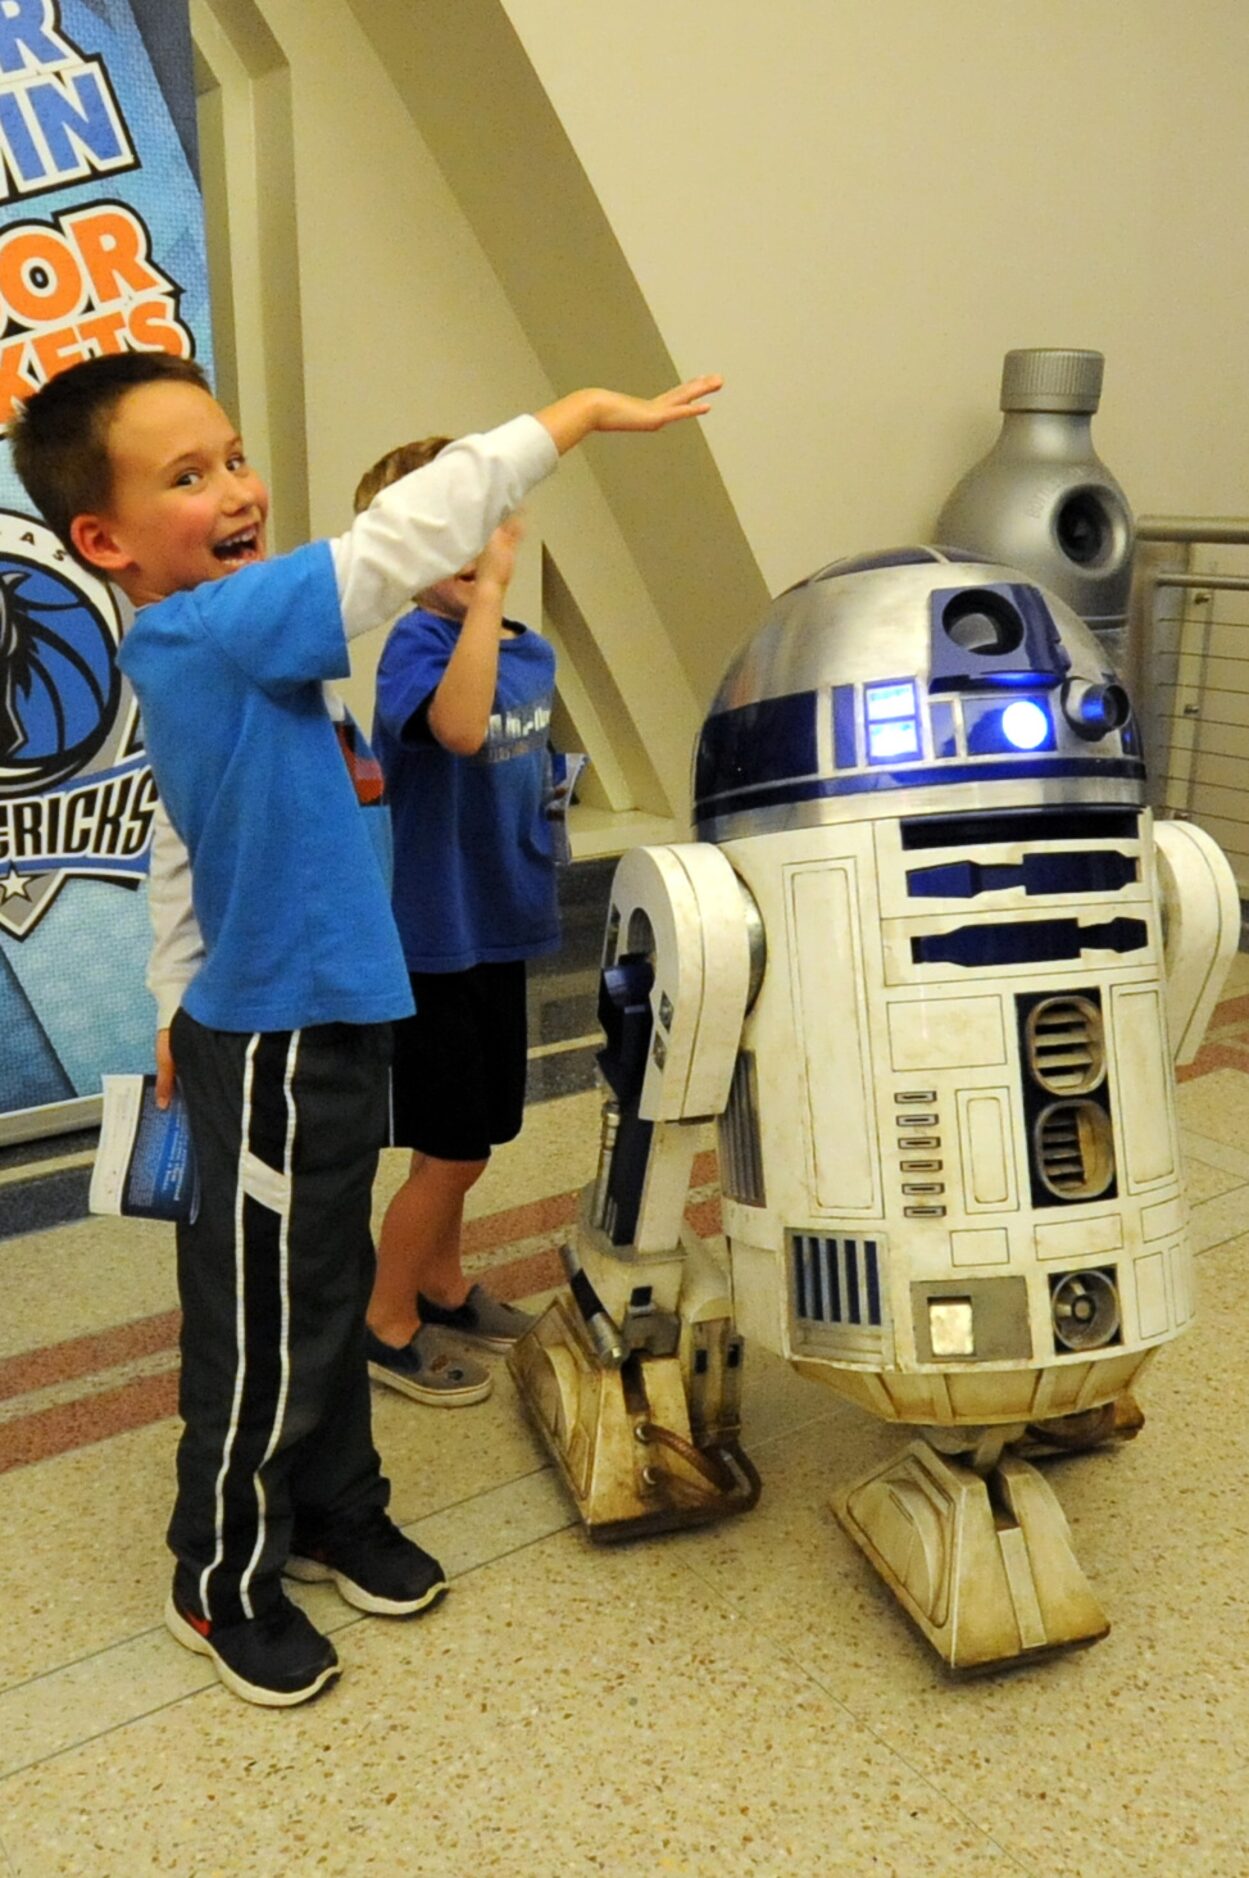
top-left (0, 0), bottom-right (210, 1135)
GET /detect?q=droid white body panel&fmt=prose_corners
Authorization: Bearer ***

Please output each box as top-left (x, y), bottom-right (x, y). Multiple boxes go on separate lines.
top-left (509, 548), bottom-right (1239, 1668)
top-left (721, 808), bottom-right (1198, 1425)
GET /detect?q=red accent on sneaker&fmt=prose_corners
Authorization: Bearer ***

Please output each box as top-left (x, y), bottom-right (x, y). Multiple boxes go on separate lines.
top-left (184, 1606), bottom-right (213, 1638)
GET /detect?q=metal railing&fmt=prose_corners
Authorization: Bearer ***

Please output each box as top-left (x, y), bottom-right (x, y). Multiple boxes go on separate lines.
top-left (1131, 516), bottom-right (1249, 895)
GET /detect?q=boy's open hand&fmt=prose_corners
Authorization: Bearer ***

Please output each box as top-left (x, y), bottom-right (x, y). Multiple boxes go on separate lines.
top-left (537, 376), bottom-right (723, 454)
top-left (594, 375), bottom-right (723, 432)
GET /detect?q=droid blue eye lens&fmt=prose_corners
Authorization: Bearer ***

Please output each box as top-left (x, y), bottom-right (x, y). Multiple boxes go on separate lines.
top-left (1001, 700), bottom-right (1049, 750)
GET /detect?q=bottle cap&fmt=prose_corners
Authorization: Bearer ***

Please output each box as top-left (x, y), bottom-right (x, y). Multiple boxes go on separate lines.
top-left (1000, 348), bottom-right (1104, 414)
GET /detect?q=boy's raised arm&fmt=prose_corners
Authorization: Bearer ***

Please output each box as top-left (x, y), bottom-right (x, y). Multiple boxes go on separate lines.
top-left (332, 417), bottom-right (555, 642)
top-left (331, 377), bottom-right (722, 642)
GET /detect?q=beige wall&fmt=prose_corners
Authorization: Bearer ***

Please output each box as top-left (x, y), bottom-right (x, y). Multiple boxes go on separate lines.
top-left (500, 0), bottom-right (1249, 593)
top-left (193, 0), bottom-right (1249, 845)
top-left (194, 0), bottom-right (729, 844)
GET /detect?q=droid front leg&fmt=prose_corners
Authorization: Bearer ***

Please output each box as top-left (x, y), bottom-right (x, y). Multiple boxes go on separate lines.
top-left (509, 843), bottom-right (763, 1538)
top-left (834, 1428), bottom-right (1109, 1673)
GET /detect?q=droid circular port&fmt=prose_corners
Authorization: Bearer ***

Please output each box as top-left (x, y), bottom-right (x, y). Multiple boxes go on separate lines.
top-left (941, 589), bottom-right (1024, 656)
top-left (1062, 678), bottom-right (1131, 740)
top-left (1055, 489), bottom-right (1111, 564)
top-left (1026, 995), bottom-right (1106, 1095)
top-left (1050, 1269), bottom-right (1121, 1352)
top-left (1034, 1100), bottom-right (1115, 1200)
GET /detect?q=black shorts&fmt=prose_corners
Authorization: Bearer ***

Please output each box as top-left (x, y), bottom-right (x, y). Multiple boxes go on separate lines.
top-left (389, 960), bottom-right (528, 1162)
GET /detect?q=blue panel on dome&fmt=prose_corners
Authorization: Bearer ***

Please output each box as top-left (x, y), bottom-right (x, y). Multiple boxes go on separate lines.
top-left (931, 546), bottom-right (1001, 564)
top-left (832, 685), bottom-right (857, 768)
top-left (929, 583), bottom-right (1070, 691)
top-left (866, 679), bottom-right (921, 764)
top-left (694, 692), bottom-right (819, 804)
top-left (930, 700), bottom-right (957, 757)
top-left (965, 695), bottom-right (1057, 755)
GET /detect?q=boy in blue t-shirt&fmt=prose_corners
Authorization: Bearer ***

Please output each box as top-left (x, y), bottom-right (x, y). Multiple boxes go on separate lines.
top-left (10, 352), bottom-right (721, 1707)
top-left (353, 440), bottom-right (559, 1405)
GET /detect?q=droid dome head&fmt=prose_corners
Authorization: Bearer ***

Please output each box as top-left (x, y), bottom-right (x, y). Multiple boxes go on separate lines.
top-left (692, 547), bottom-right (1143, 841)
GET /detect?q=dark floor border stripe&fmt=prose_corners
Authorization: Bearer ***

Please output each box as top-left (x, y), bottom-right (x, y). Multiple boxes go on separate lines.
top-left (0, 1167), bottom-right (93, 1244)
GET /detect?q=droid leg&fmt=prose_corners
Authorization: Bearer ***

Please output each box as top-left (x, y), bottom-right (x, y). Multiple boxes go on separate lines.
top-left (833, 1431), bottom-right (1109, 1673)
top-left (510, 1226), bottom-right (760, 1539)
top-left (508, 843), bottom-right (764, 1538)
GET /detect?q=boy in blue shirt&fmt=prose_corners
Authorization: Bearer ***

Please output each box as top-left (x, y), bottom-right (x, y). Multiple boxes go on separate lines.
top-left (353, 441), bottom-right (556, 1404)
top-left (11, 353), bottom-right (720, 1706)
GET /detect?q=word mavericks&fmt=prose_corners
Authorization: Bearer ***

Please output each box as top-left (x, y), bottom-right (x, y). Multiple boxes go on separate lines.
top-left (0, 512), bottom-right (152, 938)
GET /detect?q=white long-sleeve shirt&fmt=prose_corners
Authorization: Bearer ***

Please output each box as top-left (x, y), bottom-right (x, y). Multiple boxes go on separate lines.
top-left (142, 414), bottom-right (557, 1027)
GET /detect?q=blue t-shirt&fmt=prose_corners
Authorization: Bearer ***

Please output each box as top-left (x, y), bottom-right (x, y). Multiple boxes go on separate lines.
top-left (374, 607), bottom-right (560, 972)
top-left (118, 542), bottom-right (414, 1032)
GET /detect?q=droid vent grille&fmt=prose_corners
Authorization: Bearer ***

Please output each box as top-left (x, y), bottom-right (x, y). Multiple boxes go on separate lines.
top-left (1035, 1101), bottom-right (1115, 1200)
top-left (1027, 996), bottom-right (1105, 1095)
top-left (792, 1235), bottom-right (882, 1328)
top-left (720, 1052), bottom-right (766, 1206)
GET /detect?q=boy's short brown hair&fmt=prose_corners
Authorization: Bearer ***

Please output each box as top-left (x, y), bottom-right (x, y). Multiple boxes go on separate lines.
top-left (353, 436), bottom-right (453, 514)
top-left (9, 351), bottom-right (211, 553)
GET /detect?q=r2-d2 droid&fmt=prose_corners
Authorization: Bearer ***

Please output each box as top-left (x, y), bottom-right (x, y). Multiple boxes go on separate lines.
top-left (509, 549), bottom-right (1239, 1671)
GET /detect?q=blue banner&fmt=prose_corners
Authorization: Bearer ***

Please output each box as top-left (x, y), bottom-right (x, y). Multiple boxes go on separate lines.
top-left (0, 0), bottom-right (209, 1130)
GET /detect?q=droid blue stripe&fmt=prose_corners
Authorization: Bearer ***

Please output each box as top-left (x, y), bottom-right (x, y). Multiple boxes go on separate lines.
top-left (694, 692), bottom-right (819, 805)
top-left (694, 755), bottom-right (1146, 820)
top-left (864, 1242), bottom-right (881, 1326)
top-left (930, 701), bottom-right (957, 758)
top-left (832, 685), bottom-right (857, 768)
top-left (844, 1242), bottom-right (861, 1324)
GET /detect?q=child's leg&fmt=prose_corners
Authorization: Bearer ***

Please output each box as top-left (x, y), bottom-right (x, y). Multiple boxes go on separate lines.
top-left (167, 1012), bottom-right (391, 1625)
top-left (368, 1151), bottom-right (488, 1346)
top-left (372, 961), bottom-right (530, 1334)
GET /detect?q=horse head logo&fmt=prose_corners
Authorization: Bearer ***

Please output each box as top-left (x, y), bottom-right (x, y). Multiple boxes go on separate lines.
top-left (0, 555), bottom-right (121, 797)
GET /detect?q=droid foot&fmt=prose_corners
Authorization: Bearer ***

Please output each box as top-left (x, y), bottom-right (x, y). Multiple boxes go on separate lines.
top-left (834, 1440), bottom-right (1109, 1673)
top-left (508, 1294), bottom-right (760, 1540)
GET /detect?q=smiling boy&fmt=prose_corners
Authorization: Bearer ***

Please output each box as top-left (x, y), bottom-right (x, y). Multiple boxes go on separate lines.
top-left (10, 351), bottom-right (720, 1708)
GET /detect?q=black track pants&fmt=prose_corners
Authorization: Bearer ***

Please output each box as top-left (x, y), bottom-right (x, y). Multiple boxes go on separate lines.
top-left (167, 1012), bottom-right (392, 1625)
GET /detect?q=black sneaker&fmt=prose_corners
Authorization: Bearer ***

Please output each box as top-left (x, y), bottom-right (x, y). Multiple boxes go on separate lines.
top-left (165, 1570), bottom-right (339, 1708)
top-left (286, 1507), bottom-right (448, 1616)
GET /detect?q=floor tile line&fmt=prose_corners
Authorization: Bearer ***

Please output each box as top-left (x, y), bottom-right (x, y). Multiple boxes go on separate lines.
top-left (1182, 1126), bottom-right (1249, 1180)
top-left (784, 1665), bottom-right (1040, 1877)
top-left (0, 1503), bottom-right (580, 1783)
top-left (391, 1458), bottom-right (556, 1527)
top-left (0, 1663), bottom-right (222, 1783)
top-left (0, 1463), bottom-right (561, 1704)
top-left (437, 1513), bottom-right (580, 1584)
top-left (669, 1547), bottom-right (1039, 1877)
top-left (528, 1032), bottom-right (601, 1060)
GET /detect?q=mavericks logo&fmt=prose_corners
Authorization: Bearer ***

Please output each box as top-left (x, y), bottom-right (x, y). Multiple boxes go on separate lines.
top-left (0, 509), bottom-right (154, 938)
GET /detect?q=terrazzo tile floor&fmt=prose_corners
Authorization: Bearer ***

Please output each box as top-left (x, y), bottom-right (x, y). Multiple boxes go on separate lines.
top-left (3, 955), bottom-right (1249, 1875)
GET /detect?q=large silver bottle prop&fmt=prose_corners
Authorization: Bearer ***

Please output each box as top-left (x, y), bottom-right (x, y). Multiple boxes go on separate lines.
top-left (935, 349), bottom-right (1134, 649)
